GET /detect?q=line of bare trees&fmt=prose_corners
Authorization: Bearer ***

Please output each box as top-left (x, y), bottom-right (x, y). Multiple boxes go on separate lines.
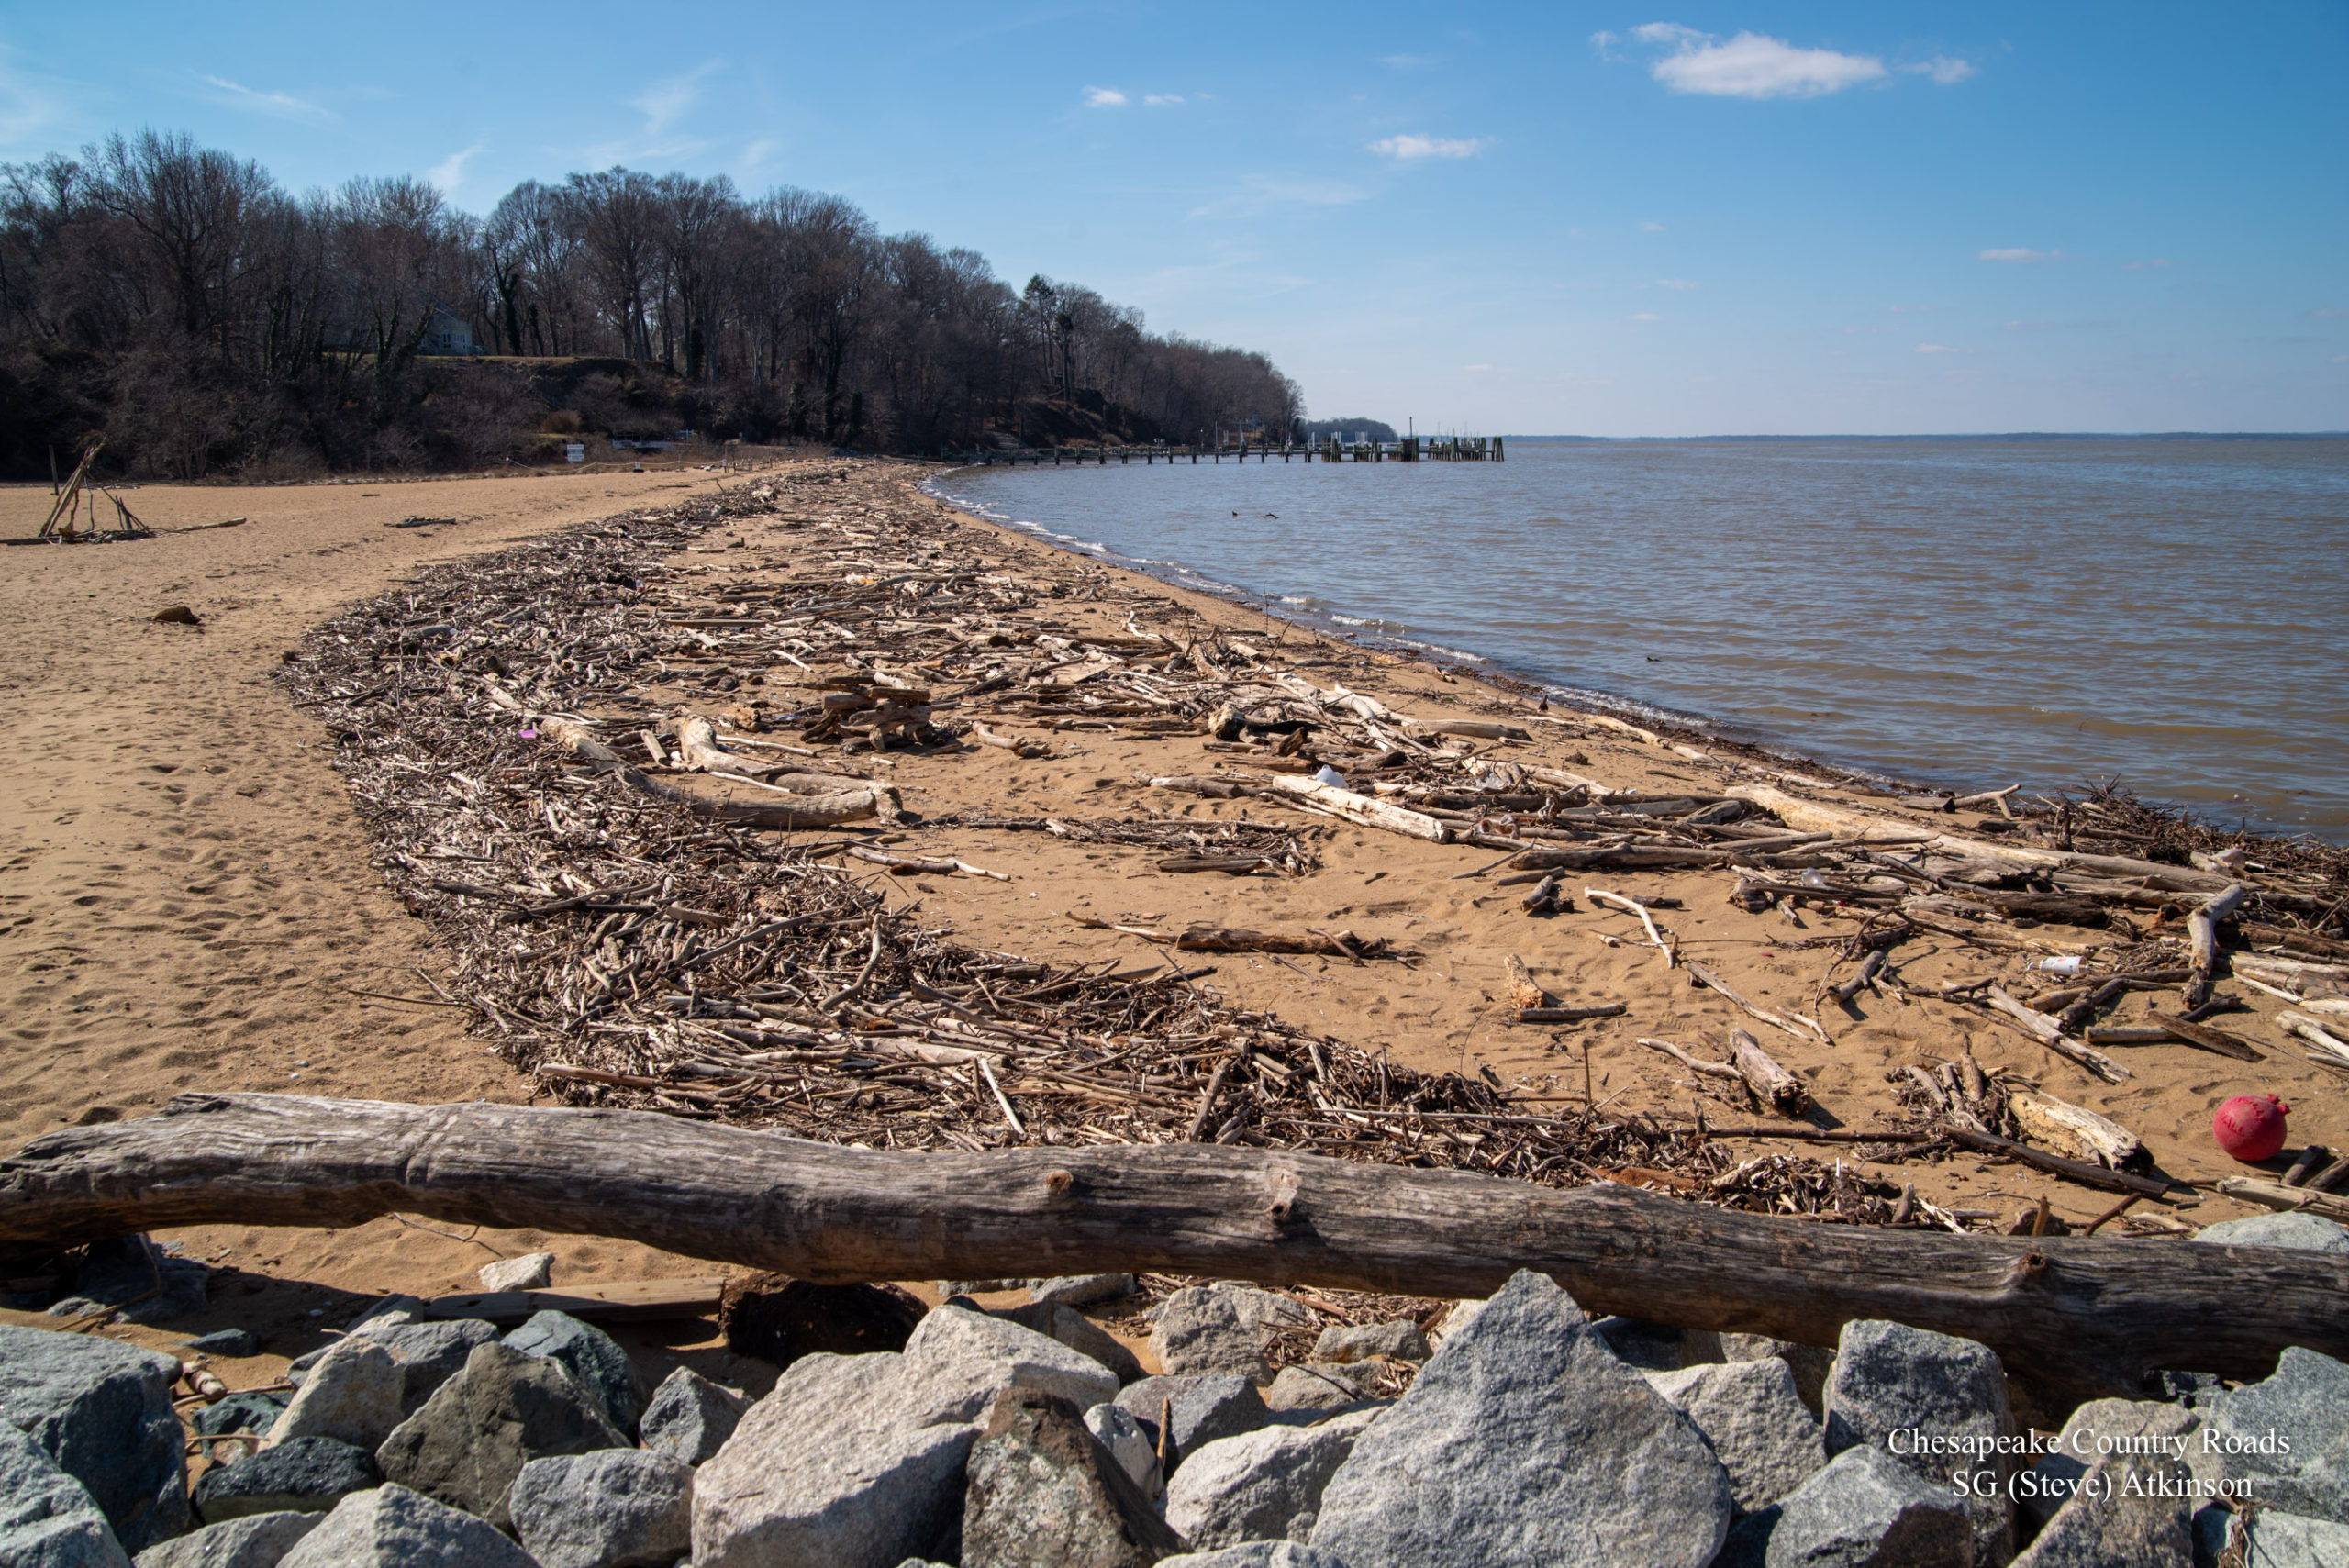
top-left (0, 130), bottom-right (1305, 479)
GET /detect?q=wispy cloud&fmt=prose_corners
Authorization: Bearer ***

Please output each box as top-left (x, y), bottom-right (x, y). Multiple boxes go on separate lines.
top-left (1639, 220), bottom-right (1665, 232)
top-left (1380, 53), bottom-right (1437, 69)
top-left (1903, 55), bottom-right (1976, 85)
top-left (1083, 85), bottom-right (1127, 107)
top-left (1189, 174), bottom-right (1370, 219)
top-left (427, 144), bottom-right (482, 194)
top-left (740, 138), bottom-right (781, 173)
top-left (1630, 312), bottom-right (1664, 322)
top-left (1463, 362), bottom-right (1494, 372)
top-left (0, 49), bottom-right (75, 150)
top-left (2310, 306), bottom-right (2346, 318)
top-left (1915, 343), bottom-right (1960, 353)
top-left (1143, 93), bottom-right (1184, 106)
top-left (1367, 133), bottom-right (1485, 160)
top-left (1979, 247), bottom-right (2058, 263)
top-left (1654, 277), bottom-right (1697, 290)
top-left (629, 62), bottom-right (720, 134)
top-left (199, 73), bottom-right (337, 126)
top-left (1624, 24), bottom-right (1887, 99)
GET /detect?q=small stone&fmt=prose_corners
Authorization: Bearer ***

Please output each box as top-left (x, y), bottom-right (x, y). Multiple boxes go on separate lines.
top-left (263, 1341), bottom-right (405, 1453)
top-left (276, 1485), bottom-right (536, 1568)
top-left (1309, 1322), bottom-right (1429, 1366)
top-left (1723, 1335), bottom-right (1835, 1416)
top-left (2189, 1213), bottom-right (2349, 1252)
top-left (505, 1310), bottom-right (646, 1436)
top-left (0, 1423), bottom-right (131, 1568)
top-left (195, 1392), bottom-right (287, 1439)
top-left (2199, 1345), bottom-right (2349, 1523)
top-left (477, 1253), bottom-right (555, 1293)
top-left (897, 1305), bottom-right (1120, 1423)
top-left (991, 1301), bottom-right (1145, 1385)
top-left (363, 1321), bottom-right (499, 1415)
top-left (1150, 1291), bottom-right (1273, 1381)
top-left (1164, 1417), bottom-right (1370, 1550)
top-left (182, 1330), bottom-right (261, 1360)
top-left (375, 1340), bottom-right (628, 1531)
top-left (48, 1239), bottom-right (207, 1328)
top-left (1647, 1358), bottom-right (1825, 1514)
top-left (961, 1389), bottom-right (1187, 1568)
top-left (193, 1439), bottom-right (382, 1523)
top-left (2193, 1506), bottom-right (2349, 1568)
top-left (0, 1323), bottom-right (193, 1552)
top-left (1264, 1364), bottom-right (1382, 1414)
top-left (1763, 1443), bottom-right (1969, 1568)
top-left (508, 1449), bottom-right (694, 1568)
top-left (1823, 1318), bottom-right (2014, 1563)
top-left (1083, 1404), bottom-right (1163, 1497)
top-left (2009, 1451), bottom-right (2192, 1566)
top-left (638, 1367), bottom-right (749, 1467)
top-left (718, 1276), bottom-right (926, 1372)
top-left (1029, 1274), bottom-right (1139, 1309)
top-left (1114, 1376), bottom-right (1272, 1473)
top-left (1157, 1549), bottom-right (1352, 1568)
top-left (341, 1297), bottom-right (425, 1337)
top-left (134, 1511), bottom-right (320, 1568)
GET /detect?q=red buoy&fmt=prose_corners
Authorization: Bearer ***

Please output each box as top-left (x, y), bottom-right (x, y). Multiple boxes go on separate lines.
top-left (2212, 1094), bottom-right (2289, 1162)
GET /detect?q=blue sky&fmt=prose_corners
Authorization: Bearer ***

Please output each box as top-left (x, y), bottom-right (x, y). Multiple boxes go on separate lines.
top-left (5, 3), bottom-right (2343, 435)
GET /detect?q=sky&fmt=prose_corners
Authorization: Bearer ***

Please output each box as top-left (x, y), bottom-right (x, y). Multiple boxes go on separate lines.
top-left (4, 2), bottom-right (2343, 436)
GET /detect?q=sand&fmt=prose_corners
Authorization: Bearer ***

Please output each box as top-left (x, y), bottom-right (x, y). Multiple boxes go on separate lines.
top-left (1, 458), bottom-right (2339, 1382)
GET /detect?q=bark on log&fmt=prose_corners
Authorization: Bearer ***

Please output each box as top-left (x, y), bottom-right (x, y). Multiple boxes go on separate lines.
top-left (1502, 954), bottom-right (1550, 1011)
top-left (1729, 1029), bottom-right (1811, 1116)
top-left (4, 1095), bottom-right (2342, 1398)
top-left (2187, 883), bottom-right (2250, 1009)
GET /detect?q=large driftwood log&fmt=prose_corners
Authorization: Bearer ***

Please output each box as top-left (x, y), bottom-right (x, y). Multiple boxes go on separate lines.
top-left (1245, 773), bottom-right (1450, 842)
top-left (543, 715), bottom-right (896, 828)
top-left (5, 1095), bottom-right (2343, 1397)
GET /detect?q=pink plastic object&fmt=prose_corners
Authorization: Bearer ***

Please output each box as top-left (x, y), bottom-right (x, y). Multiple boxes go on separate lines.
top-left (2212, 1095), bottom-right (2289, 1162)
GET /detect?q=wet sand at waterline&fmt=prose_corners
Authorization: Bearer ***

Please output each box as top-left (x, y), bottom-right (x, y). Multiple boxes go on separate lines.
top-left (0, 460), bottom-right (2341, 1368)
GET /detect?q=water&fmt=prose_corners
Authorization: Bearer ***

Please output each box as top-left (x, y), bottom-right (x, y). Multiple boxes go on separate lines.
top-left (928, 438), bottom-right (2349, 842)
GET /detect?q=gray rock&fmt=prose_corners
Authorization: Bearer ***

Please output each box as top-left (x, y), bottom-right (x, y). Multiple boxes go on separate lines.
top-left (1725, 1335), bottom-right (1837, 1417)
top-left (2192, 1506), bottom-right (2349, 1568)
top-left (181, 1330), bottom-right (261, 1360)
top-left (478, 1253), bottom-right (555, 1293)
top-left (1308, 1269), bottom-right (1731, 1568)
top-left (48, 1239), bottom-right (208, 1328)
top-left (504, 1311), bottom-right (646, 1436)
top-left (991, 1301), bottom-right (1146, 1385)
top-left (1114, 1376), bottom-right (1272, 1472)
top-left (194, 1439), bottom-right (381, 1523)
top-left (340, 1298), bottom-right (424, 1338)
top-left (1714, 1507), bottom-right (1779, 1568)
top-left (897, 1304), bottom-right (1120, 1423)
top-left (1083, 1404), bottom-right (1163, 1497)
top-left (195, 1393), bottom-right (286, 1440)
top-left (2016, 1399), bottom-right (2205, 1531)
top-left (1152, 1289), bottom-right (1274, 1381)
top-left (134, 1511), bottom-right (320, 1568)
top-left (375, 1341), bottom-right (628, 1532)
top-left (1164, 1418), bottom-right (1369, 1550)
top-left (2009, 1452), bottom-right (2191, 1566)
top-left (508, 1450), bottom-right (693, 1568)
top-left (1309, 1322), bottom-right (1429, 1366)
top-left (960, 1389), bottom-right (1188, 1568)
top-left (0, 1323), bottom-right (192, 1552)
top-left (1763, 1444), bottom-right (1970, 1568)
top-left (1030, 1274), bottom-right (1139, 1308)
top-left (1649, 1358), bottom-right (1826, 1513)
top-left (363, 1321), bottom-right (498, 1415)
top-left (0, 1424), bottom-right (131, 1568)
top-left (275, 1485), bottom-right (537, 1568)
top-left (691, 1352), bottom-right (978, 1568)
top-left (1264, 1364), bottom-right (1382, 1414)
top-left (1422, 1299), bottom-right (1482, 1349)
top-left (1823, 1318), bottom-right (2014, 1563)
top-left (2189, 1213), bottom-right (2349, 1253)
top-left (637, 1367), bottom-right (748, 1467)
top-left (263, 1341), bottom-right (404, 1453)
top-left (1158, 1549), bottom-right (1352, 1568)
top-left (2199, 1345), bottom-right (2349, 1523)
top-left (1591, 1316), bottom-right (1684, 1373)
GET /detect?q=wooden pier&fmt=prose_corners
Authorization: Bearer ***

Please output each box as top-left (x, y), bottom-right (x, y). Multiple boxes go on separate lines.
top-left (954, 435), bottom-right (1502, 467)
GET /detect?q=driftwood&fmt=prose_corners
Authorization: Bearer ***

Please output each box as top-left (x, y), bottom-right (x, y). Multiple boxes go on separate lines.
top-left (1728, 1029), bottom-right (1811, 1117)
top-left (1518, 1004), bottom-right (1627, 1026)
top-left (2133, 1013), bottom-right (2263, 1062)
top-left (2007, 1092), bottom-right (2144, 1171)
top-left (1983, 985), bottom-right (2130, 1084)
top-left (1246, 773), bottom-right (1449, 842)
top-left (515, 706), bottom-right (897, 829)
top-left (2186, 883), bottom-right (2249, 1009)
top-left (5, 1094), bottom-right (2343, 1397)
top-left (1502, 954), bottom-right (1549, 1010)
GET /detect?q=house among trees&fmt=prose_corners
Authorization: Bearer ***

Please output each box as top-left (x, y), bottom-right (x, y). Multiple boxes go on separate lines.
top-left (419, 306), bottom-right (474, 357)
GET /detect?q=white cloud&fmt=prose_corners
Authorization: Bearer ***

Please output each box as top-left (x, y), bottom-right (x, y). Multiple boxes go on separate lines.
top-left (1189, 174), bottom-right (1370, 218)
top-left (1368, 133), bottom-right (1485, 160)
top-left (1979, 247), bottom-right (2058, 263)
top-left (1630, 312), bottom-right (1664, 321)
top-left (1143, 93), bottom-right (1184, 106)
top-left (427, 144), bottom-right (481, 194)
top-left (1639, 220), bottom-right (1666, 232)
top-left (200, 74), bottom-right (336, 125)
top-left (1915, 343), bottom-right (1959, 353)
top-left (0, 50), bottom-right (75, 150)
top-left (1463, 362), bottom-right (1494, 372)
top-left (1083, 85), bottom-right (1127, 107)
top-left (2310, 306), bottom-right (2345, 318)
top-left (1903, 55), bottom-right (1976, 84)
top-left (2334, 354), bottom-right (2349, 364)
top-left (629, 62), bottom-right (719, 134)
top-left (1655, 277), bottom-right (1697, 290)
top-left (740, 137), bottom-right (781, 172)
top-left (1631, 26), bottom-right (1888, 98)
top-left (1380, 53), bottom-right (1436, 68)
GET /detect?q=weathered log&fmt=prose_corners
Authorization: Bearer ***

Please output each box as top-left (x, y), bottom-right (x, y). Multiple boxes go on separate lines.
top-left (1983, 985), bottom-right (2131, 1084)
top-left (2008, 1092), bottom-right (2145, 1171)
top-left (1517, 1004), bottom-right (1627, 1026)
top-left (2186, 883), bottom-right (2249, 1009)
top-left (2132, 1014), bottom-right (2264, 1062)
top-left (6, 1095), bottom-right (2341, 1396)
top-left (1502, 954), bottom-right (1550, 1010)
top-left (1246, 773), bottom-right (1450, 842)
top-left (532, 712), bottom-right (896, 828)
top-left (1728, 1029), bottom-right (1811, 1117)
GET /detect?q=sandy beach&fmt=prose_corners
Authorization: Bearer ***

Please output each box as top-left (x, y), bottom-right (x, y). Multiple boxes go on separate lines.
top-left (3, 457), bottom-right (2342, 1382)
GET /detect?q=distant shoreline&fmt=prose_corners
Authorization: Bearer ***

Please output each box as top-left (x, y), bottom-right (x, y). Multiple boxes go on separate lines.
top-left (1502, 430), bottom-right (2349, 442)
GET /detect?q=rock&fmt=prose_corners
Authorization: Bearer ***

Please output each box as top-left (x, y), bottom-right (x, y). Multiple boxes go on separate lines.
top-left (2199, 1345), bottom-right (2349, 1523)
top-left (1423, 1299), bottom-right (1482, 1350)
top-left (263, 1341), bottom-right (405, 1453)
top-left (2016, 1399), bottom-right (2205, 1531)
top-left (1084, 1404), bottom-right (1163, 1497)
top-left (2009, 1451), bottom-right (2191, 1567)
top-left (0, 1323), bottom-right (193, 1552)
top-left (637, 1367), bottom-right (749, 1466)
top-left (47, 1239), bottom-right (208, 1328)
top-left (1309, 1322), bottom-right (1429, 1366)
top-left (0, 1424), bottom-right (131, 1568)
top-left (1308, 1269), bottom-right (1731, 1568)
top-left (194, 1439), bottom-right (381, 1523)
top-left (1164, 1418), bottom-right (1369, 1550)
top-left (2189, 1213), bottom-right (2349, 1253)
top-left (1648, 1358), bottom-right (1825, 1513)
top-left (504, 1311), bottom-right (646, 1436)
top-left (2192, 1506), bottom-right (2349, 1568)
top-left (1150, 1291), bottom-right (1277, 1381)
top-left (2143, 1372), bottom-right (2225, 1408)
top-left (508, 1450), bottom-right (694, 1568)
top-left (182, 1330), bottom-right (261, 1360)
top-left (992, 1301), bottom-right (1146, 1385)
top-left (1114, 1376), bottom-right (1272, 1472)
top-left (341, 1298), bottom-right (424, 1338)
top-left (1264, 1364), bottom-right (1382, 1414)
top-left (899, 1305), bottom-right (1120, 1423)
top-left (477, 1253), bottom-right (555, 1293)
top-left (134, 1512), bottom-right (319, 1568)
top-left (275, 1485), bottom-right (536, 1568)
top-left (1713, 1507), bottom-right (1778, 1568)
top-left (1823, 1318), bottom-right (2014, 1563)
top-left (1724, 1335), bottom-right (1836, 1417)
top-left (718, 1276), bottom-right (926, 1371)
top-left (1030, 1274), bottom-right (1139, 1309)
top-left (364, 1322), bottom-right (498, 1415)
top-left (1763, 1443), bottom-right (1969, 1568)
top-left (375, 1341), bottom-right (628, 1532)
top-left (1157, 1549), bottom-right (1352, 1568)
top-left (195, 1393), bottom-right (287, 1440)
top-left (691, 1352), bottom-right (978, 1568)
top-left (960, 1390), bottom-right (1188, 1568)
top-left (1590, 1316), bottom-right (1683, 1373)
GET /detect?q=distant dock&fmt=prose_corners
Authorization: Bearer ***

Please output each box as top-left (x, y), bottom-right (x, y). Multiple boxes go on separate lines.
top-left (953, 435), bottom-right (1502, 466)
